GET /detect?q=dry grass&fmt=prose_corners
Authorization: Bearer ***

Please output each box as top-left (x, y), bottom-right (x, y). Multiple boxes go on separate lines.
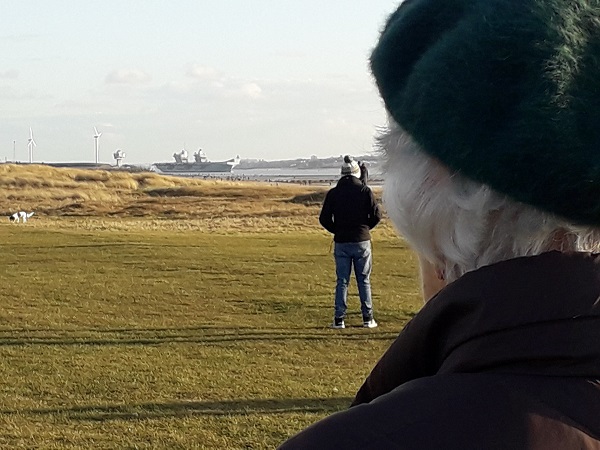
top-left (0, 164), bottom-right (391, 235)
top-left (0, 164), bottom-right (344, 225)
top-left (0, 164), bottom-right (415, 449)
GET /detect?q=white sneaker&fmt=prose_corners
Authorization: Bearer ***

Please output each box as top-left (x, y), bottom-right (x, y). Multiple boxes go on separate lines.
top-left (331, 318), bottom-right (345, 329)
top-left (363, 319), bottom-right (378, 328)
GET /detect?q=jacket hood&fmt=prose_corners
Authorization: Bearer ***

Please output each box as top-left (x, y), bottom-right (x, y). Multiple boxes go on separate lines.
top-left (354, 251), bottom-right (600, 405)
top-left (429, 251), bottom-right (600, 377)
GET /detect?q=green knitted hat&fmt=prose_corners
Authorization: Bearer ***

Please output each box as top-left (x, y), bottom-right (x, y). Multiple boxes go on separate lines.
top-left (371, 0), bottom-right (600, 225)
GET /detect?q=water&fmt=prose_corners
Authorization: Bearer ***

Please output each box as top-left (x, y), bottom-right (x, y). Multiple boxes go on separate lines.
top-left (217, 167), bottom-right (384, 185)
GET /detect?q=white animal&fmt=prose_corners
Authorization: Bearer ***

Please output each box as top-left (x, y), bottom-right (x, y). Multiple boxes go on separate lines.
top-left (9, 211), bottom-right (35, 223)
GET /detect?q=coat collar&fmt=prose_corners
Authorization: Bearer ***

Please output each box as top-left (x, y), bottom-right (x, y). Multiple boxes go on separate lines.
top-left (337, 175), bottom-right (362, 187)
top-left (353, 252), bottom-right (600, 406)
top-left (428, 251), bottom-right (600, 377)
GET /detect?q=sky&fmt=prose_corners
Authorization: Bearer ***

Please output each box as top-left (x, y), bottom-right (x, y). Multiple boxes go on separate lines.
top-left (1, 1), bottom-right (399, 165)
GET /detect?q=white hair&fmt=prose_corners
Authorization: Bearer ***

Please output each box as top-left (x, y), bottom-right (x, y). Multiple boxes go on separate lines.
top-left (380, 121), bottom-right (600, 283)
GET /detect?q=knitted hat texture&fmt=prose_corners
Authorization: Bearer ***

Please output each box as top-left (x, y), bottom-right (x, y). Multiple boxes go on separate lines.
top-left (341, 155), bottom-right (361, 177)
top-left (371, 0), bottom-right (600, 225)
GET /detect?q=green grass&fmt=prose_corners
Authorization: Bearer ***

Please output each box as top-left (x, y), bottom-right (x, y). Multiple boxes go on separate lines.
top-left (0, 220), bottom-right (421, 449)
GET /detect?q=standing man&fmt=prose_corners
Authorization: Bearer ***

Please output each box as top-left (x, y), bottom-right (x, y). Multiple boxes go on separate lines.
top-left (319, 155), bottom-right (382, 329)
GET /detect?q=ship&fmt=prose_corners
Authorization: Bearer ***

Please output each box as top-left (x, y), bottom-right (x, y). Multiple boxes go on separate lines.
top-left (152, 148), bottom-right (240, 176)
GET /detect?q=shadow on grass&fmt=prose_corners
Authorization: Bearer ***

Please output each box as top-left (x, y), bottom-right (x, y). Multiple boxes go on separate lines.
top-left (1, 397), bottom-right (353, 421)
top-left (0, 326), bottom-right (400, 347)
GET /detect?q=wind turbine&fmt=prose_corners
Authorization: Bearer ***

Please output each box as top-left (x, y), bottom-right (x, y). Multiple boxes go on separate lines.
top-left (93, 127), bottom-right (102, 164)
top-left (27, 128), bottom-right (36, 163)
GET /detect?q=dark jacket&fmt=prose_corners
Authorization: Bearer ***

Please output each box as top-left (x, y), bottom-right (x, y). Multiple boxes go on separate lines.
top-left (280, 251), bottom-right (600, 449)
top-left (359, 161), bottom-right (368, 185)
top-left (319, 175), bottom-right (381, 243)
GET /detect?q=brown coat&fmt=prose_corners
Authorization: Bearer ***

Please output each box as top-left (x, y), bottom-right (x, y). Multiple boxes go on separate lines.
top-left (280, 252), bottom-right (600, 449)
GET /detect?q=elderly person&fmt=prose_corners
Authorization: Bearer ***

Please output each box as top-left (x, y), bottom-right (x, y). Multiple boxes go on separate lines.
top-left (280, 0), bottom-right (600, 448)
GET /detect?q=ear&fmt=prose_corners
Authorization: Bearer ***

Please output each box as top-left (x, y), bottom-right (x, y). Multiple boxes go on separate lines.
top-left (418, 256), bottom-right (447, 303)
top-left (435, 267), bottom-right (445, 281)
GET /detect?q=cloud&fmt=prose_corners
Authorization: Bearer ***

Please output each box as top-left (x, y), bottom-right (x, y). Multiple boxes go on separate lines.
top-left (183, 65), bottom-right (263, 99)
top-left (237, 82), bottom-right (263, 99)
top-left (105, 69), bottom-right (152, 85)
top-left (187, 64), bottom-right (222, 81)
top-left (0, 69), bottom-right (18, 79)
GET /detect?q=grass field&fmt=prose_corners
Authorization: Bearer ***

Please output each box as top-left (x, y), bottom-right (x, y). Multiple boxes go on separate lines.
top-left (0, 165), bottom-right (422, 449)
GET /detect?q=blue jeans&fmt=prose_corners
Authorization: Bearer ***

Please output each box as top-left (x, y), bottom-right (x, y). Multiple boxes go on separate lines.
top-left (334, 241), bottom-right (373, 320)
